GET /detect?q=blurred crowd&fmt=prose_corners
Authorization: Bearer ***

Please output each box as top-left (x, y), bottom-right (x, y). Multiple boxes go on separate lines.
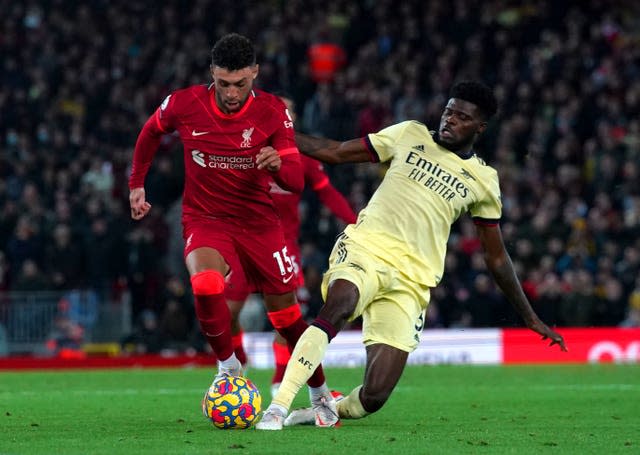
top-left (1, 0), bottom-right (640, 353)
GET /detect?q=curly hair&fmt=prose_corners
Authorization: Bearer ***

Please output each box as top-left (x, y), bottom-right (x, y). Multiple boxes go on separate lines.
top-left (211, 33), bottom-right (256, 70)
top-left (450, 81), bottom-right (498, 120)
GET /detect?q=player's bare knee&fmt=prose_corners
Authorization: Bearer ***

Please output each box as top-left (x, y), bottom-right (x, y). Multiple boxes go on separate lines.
top-left (333, 298), bottom-right (356, 323)
top-left (322, 292), bottom-right (357, 328)
top-left (318, 304), bottom-right (352, 331)
top-left (263, 292), bottom-right (297, 312)
top-left (327, 279), bottom-right (358, 310)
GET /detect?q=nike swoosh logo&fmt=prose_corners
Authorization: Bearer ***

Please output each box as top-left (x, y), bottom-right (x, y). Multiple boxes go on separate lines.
top-left (282, 274), bottom-right (294, 284)
top-left (192, 130), bottom-right (210, 136)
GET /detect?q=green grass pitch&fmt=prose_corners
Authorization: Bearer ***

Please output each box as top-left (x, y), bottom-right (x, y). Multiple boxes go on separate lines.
top-left (1, 364), bottom-right (638, 454)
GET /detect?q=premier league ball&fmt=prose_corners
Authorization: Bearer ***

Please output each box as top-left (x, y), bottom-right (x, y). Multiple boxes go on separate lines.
top-left (202, 376), bottom-right (262, 429)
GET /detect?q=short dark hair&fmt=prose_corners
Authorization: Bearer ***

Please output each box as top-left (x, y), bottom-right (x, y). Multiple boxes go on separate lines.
top-left (211, 33), bottom-right (256, 70)
top-left (450, 81), bottom-right (498, 120)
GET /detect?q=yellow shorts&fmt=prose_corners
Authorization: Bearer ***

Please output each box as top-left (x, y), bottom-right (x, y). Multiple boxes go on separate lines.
top-left (321, 234), bottom-right (430, 352)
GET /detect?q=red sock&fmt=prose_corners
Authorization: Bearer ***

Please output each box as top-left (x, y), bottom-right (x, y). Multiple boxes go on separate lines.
top-left (268, 305), bottom-right (326, 387)
top-left (232, 332), bottom-right (247, 366)
top-left (194, 294), bottom-right (233, 361)
top-left (271, 340), bottom-right (290, 384)
top-left (192, 271), bottom-right (233, 361)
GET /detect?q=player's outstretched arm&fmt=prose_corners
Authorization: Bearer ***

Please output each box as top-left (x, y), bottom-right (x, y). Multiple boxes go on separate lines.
top-left (475, 223), bottom-right (568, 351)
top-left (295, 132), bottom-right (371, 164)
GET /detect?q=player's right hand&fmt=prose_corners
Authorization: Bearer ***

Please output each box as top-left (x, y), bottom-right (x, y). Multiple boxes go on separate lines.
top-left (129, 187), bottom-right (152, 220)
top-left (529, 319), bottom-right (568, 352)
top-left (256, 146), bottom-right (281, 172)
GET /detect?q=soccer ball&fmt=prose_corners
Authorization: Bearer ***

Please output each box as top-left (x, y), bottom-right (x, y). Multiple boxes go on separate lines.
top-left (202, 375), bottom-right (262, 429)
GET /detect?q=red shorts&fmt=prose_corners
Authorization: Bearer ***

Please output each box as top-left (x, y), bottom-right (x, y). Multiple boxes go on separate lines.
top-left (183, 217), bottom-right (297, 297)
top-left (224, 235), bottom-right (304, 301)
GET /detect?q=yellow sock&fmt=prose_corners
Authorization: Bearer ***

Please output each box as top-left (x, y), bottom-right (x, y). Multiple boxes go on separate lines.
top-left (337, 385), bottom-right (370, 419)
top-left (272, 326), bottom-right (328, 410)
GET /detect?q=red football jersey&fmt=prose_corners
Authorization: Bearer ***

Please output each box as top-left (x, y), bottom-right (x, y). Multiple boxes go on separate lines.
top-left (129, 85), bottom-right (300, 227)
top-left (269, 155), bottom-right (324, 241)
top-left (269, 155), bottom-right (358, 242)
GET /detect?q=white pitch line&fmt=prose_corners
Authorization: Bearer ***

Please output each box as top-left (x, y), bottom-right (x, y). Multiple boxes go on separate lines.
top-left (4, 384), bottom-right (638, 398)
top-left (395, 383), bottom-right (640, 392)
top-left (530, 384), bottom-right (640, 391)
top-left (1, 388), bottom-right (205, 397)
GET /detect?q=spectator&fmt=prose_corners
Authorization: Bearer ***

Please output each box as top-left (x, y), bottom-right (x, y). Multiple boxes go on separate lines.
top-left (1, 0), bottom-right (639, 335)
top-left (44, 315), bottom-right (86, 359)
top-left (11, 259), bottom-right (49, 293)
top-left (5, 216), bottom-right (42, 281)
top-left (121, 309), bottom-right (163, 355)
top-left (619, 279), bottom-right (640, 328)
top-left (156, 275), bottom-right (194, 352)
top-left (559, 269), bottom-right (597, 326)
top-left (44, 223), bottom-right (85, 290)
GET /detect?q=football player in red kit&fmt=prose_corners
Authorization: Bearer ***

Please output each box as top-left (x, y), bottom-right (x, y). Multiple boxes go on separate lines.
top-left (226, 96), bottom-right (357, 398)
top-left (128, 34), bottom-right (336, 425)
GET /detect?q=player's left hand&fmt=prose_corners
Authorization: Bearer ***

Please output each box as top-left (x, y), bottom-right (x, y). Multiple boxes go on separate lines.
top-left (529, 319), bottom-right (568, 352)
top-left (256, 146), bottom-right (281, 172)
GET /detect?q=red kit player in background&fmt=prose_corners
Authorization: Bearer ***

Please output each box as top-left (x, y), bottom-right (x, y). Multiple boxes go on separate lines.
top-left (227, 95), bottom-right (357, 397)
top-left (128, 33), bottom-right (336, 423)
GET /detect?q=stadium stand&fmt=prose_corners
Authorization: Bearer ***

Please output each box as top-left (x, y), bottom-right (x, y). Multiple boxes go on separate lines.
top-left (1, 0), bottom-right (639, 354)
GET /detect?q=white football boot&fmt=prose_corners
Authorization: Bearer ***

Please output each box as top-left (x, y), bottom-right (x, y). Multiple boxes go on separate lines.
top-left (285, 390), bottom-right (344, 427)
top-left (255, 407), bottom-right (286, 430)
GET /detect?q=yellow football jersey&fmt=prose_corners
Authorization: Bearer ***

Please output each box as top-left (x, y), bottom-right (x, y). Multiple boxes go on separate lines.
top-left (343, 120), bottom-right (502, 287)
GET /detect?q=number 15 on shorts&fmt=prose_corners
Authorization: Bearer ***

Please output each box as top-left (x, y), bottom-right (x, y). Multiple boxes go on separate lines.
top-left (273, 246), bottom-right (293, 277)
